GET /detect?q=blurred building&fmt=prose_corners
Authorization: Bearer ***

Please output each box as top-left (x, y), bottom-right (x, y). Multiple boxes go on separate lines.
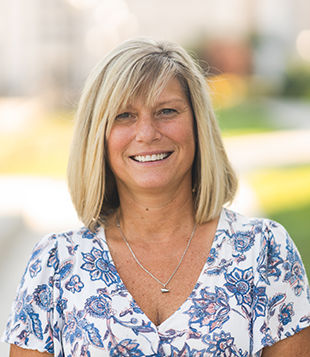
top-left (0, 0), bottom-right (93, 100)
top-left (0, 0), bottom-right (309, 107)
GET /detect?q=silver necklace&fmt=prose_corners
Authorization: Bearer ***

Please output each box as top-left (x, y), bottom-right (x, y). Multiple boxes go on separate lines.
top-left (116, 211), bottom-right (197, 293)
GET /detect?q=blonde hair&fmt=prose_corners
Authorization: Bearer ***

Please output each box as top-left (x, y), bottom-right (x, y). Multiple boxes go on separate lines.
top-left (67, 37), bottom-right (238, 229)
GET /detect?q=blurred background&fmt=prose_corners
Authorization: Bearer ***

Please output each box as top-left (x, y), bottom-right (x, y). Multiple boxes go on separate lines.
top-left (1, 0), bottom-right (310, 354)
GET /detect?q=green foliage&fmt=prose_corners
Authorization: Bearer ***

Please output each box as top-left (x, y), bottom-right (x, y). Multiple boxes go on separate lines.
top-left (282, 66), bottom-right (310, 100)
top-left (216, 100), bottom-right (278, 135)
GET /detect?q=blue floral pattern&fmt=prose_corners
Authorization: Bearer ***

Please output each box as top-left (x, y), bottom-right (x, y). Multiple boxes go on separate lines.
top-left (65, 274), bottom-right (84, 294)
top-left (110, 339), bottom-right (144, 356)
top-left (63, 307), bottom-right (84, 345)
top-left (278, 303), bottom-right (295, 326)
top-left (283, 234), bottom-right (306, 296)
top-left (2, 208), bottom-right (310, 356)
top-left (33, 284), bottom-right (52, 311)
top-left (185, 287), bottom-right (230, 332)
top-left (257, 225), bottom-right (284, 285)
top-left (252, 285), bottom-right (268, 321)
top-left (224, 267), bottom-right (253, 306)
top-left (81, 248), bottom-right (121, 286)
top-left (84, 293), bottom-right (111, 319)
top-left (203, 331), bottom-right (248, 356)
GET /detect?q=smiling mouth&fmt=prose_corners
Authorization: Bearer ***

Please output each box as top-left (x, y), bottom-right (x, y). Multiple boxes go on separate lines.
top-left (131, 152), bottom-right (172, 163)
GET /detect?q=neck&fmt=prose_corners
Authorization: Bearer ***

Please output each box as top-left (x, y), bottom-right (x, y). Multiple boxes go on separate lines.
top-left (115, 184), bottom-right (196, 243)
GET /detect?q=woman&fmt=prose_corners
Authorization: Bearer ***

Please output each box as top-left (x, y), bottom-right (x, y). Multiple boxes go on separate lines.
top-left (3, 38), bottom-right (310, 356)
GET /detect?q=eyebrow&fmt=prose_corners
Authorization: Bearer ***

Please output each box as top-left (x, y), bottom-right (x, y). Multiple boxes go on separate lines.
top-left (156, 99), bottom-right (187, 106)
top-left (119, 98), bottom-right (187, 112)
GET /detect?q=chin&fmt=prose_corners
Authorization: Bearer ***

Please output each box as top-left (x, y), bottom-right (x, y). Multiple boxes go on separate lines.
top-left (134, 182), bottom-right (169, 191)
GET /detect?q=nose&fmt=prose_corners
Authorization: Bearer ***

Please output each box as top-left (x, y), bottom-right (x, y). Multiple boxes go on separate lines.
top-left (135, 113), bottom-right (161, 143)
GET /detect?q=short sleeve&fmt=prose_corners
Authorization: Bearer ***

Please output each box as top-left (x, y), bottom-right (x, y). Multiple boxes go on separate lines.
top-left (252, 219), bottom-right (310, 355)
top-left (1, 232), bottom-right (60, 354)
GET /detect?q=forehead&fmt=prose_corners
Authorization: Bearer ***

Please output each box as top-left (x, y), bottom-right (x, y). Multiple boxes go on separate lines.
top-left (119, 76), bottom-right (189, 110)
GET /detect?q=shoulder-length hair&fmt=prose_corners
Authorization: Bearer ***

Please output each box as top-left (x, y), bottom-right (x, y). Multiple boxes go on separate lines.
top-left (67, 37), bottom-right (238, 229)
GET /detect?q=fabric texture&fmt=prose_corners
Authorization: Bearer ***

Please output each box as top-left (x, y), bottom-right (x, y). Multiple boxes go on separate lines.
top-left (2, 208), bottom-right (310, 356)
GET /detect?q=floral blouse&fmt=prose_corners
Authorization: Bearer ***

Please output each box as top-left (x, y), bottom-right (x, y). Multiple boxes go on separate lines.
top-left (2, 208), bottom-right (310, 356)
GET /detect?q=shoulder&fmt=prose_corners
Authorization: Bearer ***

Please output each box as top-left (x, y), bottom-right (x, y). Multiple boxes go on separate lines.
top-left (219, 208), bottom-right (302, 278)
top-left (52, 224), bottom-right (105, 243)
top-left (222, 207), bottom-right (280, 229)
top-left (221, 208), bottom-right (289, 243)
top-left (34, 225), bottom-right (106, 256)
top-left (18, 225), bottom-right (107, 287)
top-left (221, 208), bottom-right (310, 302)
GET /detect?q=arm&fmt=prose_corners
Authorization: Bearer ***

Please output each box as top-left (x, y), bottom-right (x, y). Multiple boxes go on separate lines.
top-left (262, 326), bottom-right (310, 357)
top-left (5, 234), bottom-right (58, 356)
top-left (10, 345), bottom-right (52, 357)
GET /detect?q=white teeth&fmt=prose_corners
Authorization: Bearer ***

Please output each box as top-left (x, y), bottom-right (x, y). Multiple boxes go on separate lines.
top-left (133, 153), bottom-right (169, 162)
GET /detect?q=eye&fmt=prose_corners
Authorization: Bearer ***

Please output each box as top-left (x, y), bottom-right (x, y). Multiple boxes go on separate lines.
top-left (115, 112), bottom-right (132, 120)
top-left (159, 108), bottom-right (177, 115)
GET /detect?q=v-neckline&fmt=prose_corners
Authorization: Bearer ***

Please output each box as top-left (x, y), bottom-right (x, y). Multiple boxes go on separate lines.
top-left (98, 208), bottom-right (225, 330)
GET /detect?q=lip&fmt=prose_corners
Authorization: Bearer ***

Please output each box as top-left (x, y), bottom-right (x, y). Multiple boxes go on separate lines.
top-left (130, 150), bottom-right (173, 157)
top-left (129, 151), bottom-right (173, 163)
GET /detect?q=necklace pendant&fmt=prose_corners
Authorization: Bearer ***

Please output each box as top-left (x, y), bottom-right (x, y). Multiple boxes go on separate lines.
top-left (161, 287), bottom-right (170, 293)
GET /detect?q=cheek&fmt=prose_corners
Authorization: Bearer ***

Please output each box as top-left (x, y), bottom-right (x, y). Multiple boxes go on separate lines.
top-left (106, 127), bottom-right (129, 158)
top-left (106, 131), bottom-right (123, 173)
top-left (173, 124), bottom-right (196, 152)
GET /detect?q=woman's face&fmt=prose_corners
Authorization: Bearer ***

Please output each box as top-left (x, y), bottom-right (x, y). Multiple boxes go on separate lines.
top-left (106, 77), bottom-right (196, 196)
